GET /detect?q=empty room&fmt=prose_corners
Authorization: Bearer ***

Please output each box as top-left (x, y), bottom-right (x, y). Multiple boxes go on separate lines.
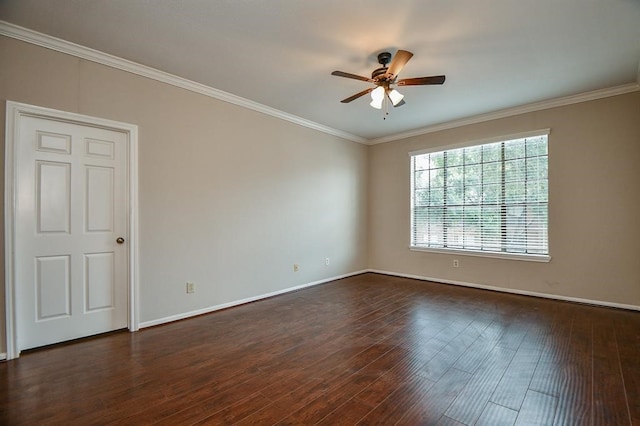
top-left (1, 1), bottom-right (639, 424)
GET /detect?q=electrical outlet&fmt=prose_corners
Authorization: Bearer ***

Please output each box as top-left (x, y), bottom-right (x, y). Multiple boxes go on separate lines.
top-left (452, 259), bottom-right (460, 268)
top-left (186, 282), bottom-right (195, 293)
top-left (293, 264), bottom-right (299, 272)
top-left (325, 257), bottom-right (330, 266)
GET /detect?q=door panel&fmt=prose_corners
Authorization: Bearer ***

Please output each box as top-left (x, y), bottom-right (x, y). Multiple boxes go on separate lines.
top-left (36, 131), bottom-right (72, 154)
top-left (15, 115), bottom-right (129, 351)
top-left (84, 252), bottom-right (115, 312)
top-left (36, 161), bottom-right (72, 234)
top-left (86, 166), bottom-right (114, 232)
top-left (35, 255), bottom-right (71, 320)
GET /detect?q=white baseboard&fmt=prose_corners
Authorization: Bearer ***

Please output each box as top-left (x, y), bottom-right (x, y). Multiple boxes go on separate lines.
top-left (137, 267), bottom-right (639, 329)
top-left (139, 270), bottom-right (368, 329)
top-left (368, 269), bottom-right (640, 312)
top-left (0, 353), bottom-right (6, 361)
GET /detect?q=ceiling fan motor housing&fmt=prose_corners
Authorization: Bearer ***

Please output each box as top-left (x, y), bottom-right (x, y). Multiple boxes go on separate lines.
top-left (371, 67), bottom-right (389, 80)
top-left (372, 52), bottom-right (393, 82)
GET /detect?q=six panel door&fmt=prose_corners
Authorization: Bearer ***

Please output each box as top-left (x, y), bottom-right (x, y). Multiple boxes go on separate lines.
top-left (15, 115), bottom-right (128, 351)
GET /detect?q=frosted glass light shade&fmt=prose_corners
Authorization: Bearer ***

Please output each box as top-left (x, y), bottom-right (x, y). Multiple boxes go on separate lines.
top-left (369, 86), bottom-right (384, 109)
top-left (388, 89), bottom-right (404, 106)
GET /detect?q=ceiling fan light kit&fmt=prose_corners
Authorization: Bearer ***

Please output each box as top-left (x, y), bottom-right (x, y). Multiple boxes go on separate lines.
top-left (331, 49), bottom-right (445, 119)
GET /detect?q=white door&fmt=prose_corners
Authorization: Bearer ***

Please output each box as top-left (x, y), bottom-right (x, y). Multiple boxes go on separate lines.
top-left (13, 114), bottom-right (129, 351)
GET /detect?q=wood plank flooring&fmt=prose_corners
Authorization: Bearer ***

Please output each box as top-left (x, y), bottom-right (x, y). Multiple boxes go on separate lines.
top-left (1, 272), bottom-right (639, 425)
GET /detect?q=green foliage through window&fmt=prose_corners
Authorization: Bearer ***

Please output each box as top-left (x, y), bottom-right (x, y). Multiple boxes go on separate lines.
top-left (410, 134), bottom-right (549, 256)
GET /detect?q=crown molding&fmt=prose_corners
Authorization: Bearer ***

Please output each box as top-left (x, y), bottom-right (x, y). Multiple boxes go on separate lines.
top-left (369, 82), bottom-right (640, 145)
top-left (0, 21), bottom-right (367, 144)
top-left (2, 20), bottom-right (638, 147)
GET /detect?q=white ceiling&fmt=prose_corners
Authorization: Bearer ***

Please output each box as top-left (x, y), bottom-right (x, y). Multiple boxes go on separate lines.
top-left (1, 0), bottom-right (639, 142)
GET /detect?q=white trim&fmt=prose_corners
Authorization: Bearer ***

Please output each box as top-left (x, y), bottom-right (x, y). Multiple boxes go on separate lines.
top-left (127, 124), bottom-right (140, 332)
top-left (0, 353), bottom-right (6, 361)
top-left (4, 101), bottom-right (140, 359)
top-left (138, 270), bottom-right (368, 329)
top-left (409, 247), bottom-right (551, 263)
top-left (140, 267), bottom-right (640, 329)
top-left (0, 21), bottom-right (366, 145)
top-left (2, 20), bottom-right (638, 147)
top-left (408, 128), bottom-right (551, 157)
top-left (368, 269), bottom-right (640, 312)
top-left (4, 104), bottom-right (18, 360)
top-left (370, 83), bottom-right (640, 145)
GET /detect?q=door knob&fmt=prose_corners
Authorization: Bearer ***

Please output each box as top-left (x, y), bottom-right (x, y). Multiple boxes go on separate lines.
top-left (116, 237), bottom-right (125, 244)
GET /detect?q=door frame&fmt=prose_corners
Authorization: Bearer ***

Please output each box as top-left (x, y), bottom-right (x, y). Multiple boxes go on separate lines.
top-left (4, 101), bottom-right (139, 360)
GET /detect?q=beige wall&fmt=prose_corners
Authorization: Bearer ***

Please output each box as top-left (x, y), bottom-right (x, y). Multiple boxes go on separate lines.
top-left (0, 37), bottom-right (369, 352)
top-left (2, 35), bottom-right (639, 355)
top-left (369, 91), bottom-right (640, 306)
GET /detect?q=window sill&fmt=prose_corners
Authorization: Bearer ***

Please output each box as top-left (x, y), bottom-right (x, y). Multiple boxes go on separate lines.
top-left (409, 246), bottom-right (551, 262)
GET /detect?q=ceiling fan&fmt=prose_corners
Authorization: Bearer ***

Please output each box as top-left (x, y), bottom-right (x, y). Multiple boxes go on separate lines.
top-left (331, 50), bottom-right (445, 114)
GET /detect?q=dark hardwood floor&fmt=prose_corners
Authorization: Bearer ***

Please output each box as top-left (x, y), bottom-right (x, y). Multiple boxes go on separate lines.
top-left (1, 273), bottom-right (639, 425)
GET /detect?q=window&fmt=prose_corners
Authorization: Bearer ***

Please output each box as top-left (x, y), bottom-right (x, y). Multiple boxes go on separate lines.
top-left (410, 131), bottom-right (549, 260)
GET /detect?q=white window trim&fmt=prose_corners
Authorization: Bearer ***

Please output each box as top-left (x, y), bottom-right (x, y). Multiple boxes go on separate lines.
top-left (409, 246), bottom-right (551, 262)
top-left (409, 129), bottom-right (551, 262)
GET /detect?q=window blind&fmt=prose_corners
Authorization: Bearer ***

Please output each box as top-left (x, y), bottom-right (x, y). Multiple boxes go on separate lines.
top-left (410, 133), bottom-right (549, 258)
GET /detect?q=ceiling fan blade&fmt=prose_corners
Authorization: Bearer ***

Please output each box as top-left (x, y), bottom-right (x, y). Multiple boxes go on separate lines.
top-left (393, 99), bottom-right (406, 108)
top-left (341, 87), bottom-right (374, 103)
top-left (396, 75), bottom-right (446, 86)
top-left (331, 70), bottom-right (374, 82)
top-left (387, 50), bottom-right (413, 78)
